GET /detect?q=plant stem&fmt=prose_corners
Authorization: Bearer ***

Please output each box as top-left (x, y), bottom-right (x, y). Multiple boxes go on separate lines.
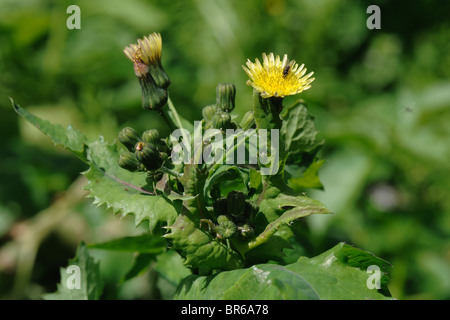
top-left (157, 107), bottom-right (176, 132)
top-left (159, 165), bottom-right (183, 178)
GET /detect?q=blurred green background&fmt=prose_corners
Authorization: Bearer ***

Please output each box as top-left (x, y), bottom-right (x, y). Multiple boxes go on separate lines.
top-left (0, 0), bottom-right (449, 299)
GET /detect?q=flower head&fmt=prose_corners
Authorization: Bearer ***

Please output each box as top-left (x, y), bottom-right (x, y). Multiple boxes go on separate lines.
top-left (124, 33), bottom-right (162, 65)
top-left (124, 33), bottom-right (170, 89)
top-left (124, 33), bottom-right (170, 111)
top-left (243, 53), bottom-right (314, 98)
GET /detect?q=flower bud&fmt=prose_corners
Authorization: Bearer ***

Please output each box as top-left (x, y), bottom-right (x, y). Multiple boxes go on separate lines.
top-left (118, 127), bottom-right (141, 152)
top-left (135, 141), bottom-right (163, 171)
top-left (142, 129), bottom-right (161, 145)
top-left (217, 215), bottom-right (231, 225)
top-left (124, 33), bottom-right (171, 110)
top-left (239, 111), bottom-right (255, 130)
top-left (118, 151), bottom-right (140, 172)
top-left (213, 112), bottom-right (231, 130)
top-left (216, 83), bottom-right (236, 112)
top-left (160, 152), bottom-right (169, 162)
top-left (217, 220), bottom-right (237, 239)
top-left (202, 105), bottom-right (217, 122)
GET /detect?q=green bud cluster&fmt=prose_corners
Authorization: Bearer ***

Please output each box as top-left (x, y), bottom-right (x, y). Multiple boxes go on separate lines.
top-left (201, 83), bottom-right (243, 131)
top-left (211, 191), bottom-right (258, 240)
top-left (117, 127), bottom-right (171, 177)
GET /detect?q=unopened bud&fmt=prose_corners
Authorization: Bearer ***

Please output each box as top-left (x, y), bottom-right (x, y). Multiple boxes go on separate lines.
top-left (118, 127), bottom-right (141, 152)
top-left (213, 112), bottom-right (231, 130)
top-left (216, 83), bottom-right (236, 112)
top-left (118, 151), bottom-right (140, 172)
top-left (217, 220), bottom-right (236, 239)
top-left (239, 111), bottom-right (255, 130)
top-left (217, 215), bottom-right (231, 225)
top-left (135, 142), bottom-right (163, 171)
top-left (142, 129), bottom-right (161, 145)
top-left (202, 105), bottom-right (217, 122)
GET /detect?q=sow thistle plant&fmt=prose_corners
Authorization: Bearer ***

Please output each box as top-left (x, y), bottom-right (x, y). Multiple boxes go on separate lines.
top-left (12, 32), bottom-right (392, 300)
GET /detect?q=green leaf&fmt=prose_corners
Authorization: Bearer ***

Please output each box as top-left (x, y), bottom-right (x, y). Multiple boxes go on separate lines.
top-left (249, 168), bottom-right (262, 190)
top-left (175, 242), bottom-right (392, 300)
top-left (280, 101), bottom-right (324, 163)
top-left (248, 195), bottom-right (331, 250)
top-left (203, 165), bottom-right (250, 204)
top-left (243, 193), bottom-right (331, 263)
top-left (11, 99), bottom-right (88, 161)
top-left (286, 159), bottom-right (325, 190)
top-left (13, 102), bottom-right (180, 232)
top-left (43, 242), bottom-right (104, 300)
top-left (88, 234), bottom-right (166, 253)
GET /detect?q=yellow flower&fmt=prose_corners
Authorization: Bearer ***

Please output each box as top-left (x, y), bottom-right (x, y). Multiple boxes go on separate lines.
top-left (124, 33), bottom-right (162, 67)
top-left (243, 53), bottom-right (314, 98)
top-left (124, 33), bottom-right (170, 89)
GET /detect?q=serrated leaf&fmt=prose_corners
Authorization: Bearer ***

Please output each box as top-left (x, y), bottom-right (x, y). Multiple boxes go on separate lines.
top-left (12, 99), bottom-right (88, 161)
top-left (13, 102), bottom-right (180, 232)
top-left (43, 242), bottom-right (103, 300)
top-left (83, 138), bottom-right (180, 231)
top-left (175, 242), bottom-right (392, 300)
top-left (88, 234), bottom-right (166, 253)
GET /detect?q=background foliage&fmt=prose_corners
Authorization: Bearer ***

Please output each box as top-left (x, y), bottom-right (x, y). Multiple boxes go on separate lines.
top-left (0, 0), bottom-right (449, 299)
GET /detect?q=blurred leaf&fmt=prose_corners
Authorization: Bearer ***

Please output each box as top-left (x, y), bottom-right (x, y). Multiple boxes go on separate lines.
top-left (154, 250), bottom-right (192, 299)
top-left (122, 253), bottom-right (156, 282)
top-left (288, 159), bottom-right (325, 190)
top-left (154, 250), bottom-right (192, 287)
top-left (43, 242), bottom-right (104, 300)
top-left (88, 234), bottom-right (166, 253)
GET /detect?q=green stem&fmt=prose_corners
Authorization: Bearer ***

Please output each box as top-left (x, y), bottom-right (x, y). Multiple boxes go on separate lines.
top-left (167, 97), bottom-right (183, 130)
top-left (158, 165), bottom-right (183, 178)
top-left (157, 108), bottom-right (176, 132)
